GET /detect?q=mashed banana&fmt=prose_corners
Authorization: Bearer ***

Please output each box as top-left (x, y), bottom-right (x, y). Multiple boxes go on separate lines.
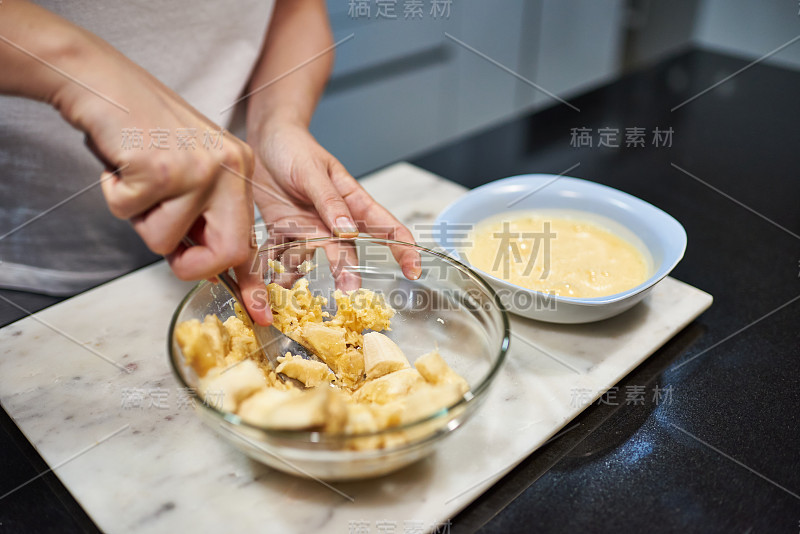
top-left (175, 271), bottom-right (469, 450)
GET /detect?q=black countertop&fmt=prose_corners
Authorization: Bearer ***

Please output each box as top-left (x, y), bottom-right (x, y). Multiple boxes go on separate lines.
top-left (1, 48), bottom-right (799, 533)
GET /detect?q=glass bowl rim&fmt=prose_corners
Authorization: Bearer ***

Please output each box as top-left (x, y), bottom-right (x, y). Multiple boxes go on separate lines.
top-left (167, 237), bottom-right (511, 444)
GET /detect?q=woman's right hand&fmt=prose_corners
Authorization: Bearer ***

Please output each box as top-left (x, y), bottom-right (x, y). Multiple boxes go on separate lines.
top-left (0, 0), bottom-right (268, 324)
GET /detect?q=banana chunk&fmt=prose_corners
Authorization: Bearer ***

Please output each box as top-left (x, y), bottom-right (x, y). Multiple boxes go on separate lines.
top-left (415, 349), bottom-right (470, 394)
top-left (176, 315), bottom-right (230, 377)
top-left (400, 382), bottom-right (464, 424)
top-left (268, 279), bottom-right (327, 334)
top-left (237, 388), bottom-right (297, 425)
top-left (335, 347), bottom-right (365, 390)
top-left (363, 332), bottom-right (410, 380)
top-left (329, 288), bottom-right (395, 334)
top-left (239, 386), bottom-right (346, 430)
top-left (344, 403), bottom-right (379, 434)
top-left (302, 322), bottom-right (346, 360)
top-left (353, 368), bottom-right (425, 405)
top-left (267, 259), bottom-right (286, 274)
top-left (198, 359), bottom-right (266, 413)
top-left (301, 322), bottom-right (347, 370)
top-left (297, 260), bottom-right (316, 274)
top-left (223, 316), bottom-right (258, 365)
top-left (276, 352), bottom-right (334, 388)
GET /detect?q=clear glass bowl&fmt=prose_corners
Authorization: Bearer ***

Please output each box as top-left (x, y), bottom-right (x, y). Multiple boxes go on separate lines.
top-left (168, 237), bottom-right (509, 480)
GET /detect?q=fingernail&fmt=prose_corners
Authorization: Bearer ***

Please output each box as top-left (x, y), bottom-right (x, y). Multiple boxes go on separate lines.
top-left (334, 217), bottom-right (359, 236)
top-left (405, 264), bottom-right (421, 280)
top-left (406, 252), bottom-right (422, 280)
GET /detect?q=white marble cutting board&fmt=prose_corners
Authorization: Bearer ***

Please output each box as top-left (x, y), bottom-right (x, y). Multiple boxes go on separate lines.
top-left (0, 163), bottom-right (712, 534)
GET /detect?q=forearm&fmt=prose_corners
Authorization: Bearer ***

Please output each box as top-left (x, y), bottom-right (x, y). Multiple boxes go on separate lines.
top-left (0, 0), bottom-right (102, 107)
top-left (245, 0), bottom-right (333, 140)
top-left (241, 0), bottom-right (417, 270)
top-left (1, 0), bottom-right (263, 314)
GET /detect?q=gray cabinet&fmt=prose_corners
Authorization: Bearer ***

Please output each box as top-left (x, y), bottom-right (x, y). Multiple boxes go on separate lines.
top-left (312, 0), bottom-right (625, 176)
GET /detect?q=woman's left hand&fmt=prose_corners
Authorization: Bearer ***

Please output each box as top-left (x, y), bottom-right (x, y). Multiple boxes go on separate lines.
top-left (249, 120), bottom-right (421, 279)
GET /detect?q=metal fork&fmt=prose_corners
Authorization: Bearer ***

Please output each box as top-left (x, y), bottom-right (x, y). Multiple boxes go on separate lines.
top-left (181, 237), bottom-right (327, 389)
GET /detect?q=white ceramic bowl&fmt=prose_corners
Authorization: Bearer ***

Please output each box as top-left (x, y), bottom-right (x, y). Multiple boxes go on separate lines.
top-left (434, 174), bottom-right (687, 323)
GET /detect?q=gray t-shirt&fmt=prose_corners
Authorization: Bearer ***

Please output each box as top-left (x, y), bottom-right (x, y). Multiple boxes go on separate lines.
top-left (0, 0), bottom-right (273, 295)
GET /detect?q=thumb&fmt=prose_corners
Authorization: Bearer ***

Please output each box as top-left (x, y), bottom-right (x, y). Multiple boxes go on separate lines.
top-left (234, 249), bottom-right (273, 326)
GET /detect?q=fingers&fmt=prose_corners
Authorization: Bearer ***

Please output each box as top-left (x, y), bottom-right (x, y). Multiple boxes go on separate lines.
top-left (101, 150), bottom-right (219, 220)
top-left (262, 238), bottom-right (318, 289)
top-left (234, 250), bottom-right (272, 327)
top-left (322, 239), bottom-right (362, 293)
top-left (67, 47), bottom-right (260, 287)
top-left (298, 159), bottom-right (359, 238)
top-left (379, 231), bottom-right (422, 282)
top-left (254, 132), bottom-right (417, 284)
top-left (331, 166), bottom-right (421, 280)
top-left (164, 159), bottom-right (254, 280)
top-left (197, 159), bottom-right (271, 326)
top-left (164, 217), bottom-right (250, 282)
top-left (166, 207), bottom-right (271, 326)
top-left (168, 239), bottom-right (272, 326)
top-left (130, 187), bottom-right (211, 256)
top-left (267, 223), bottom-right (362, 293)
top-left (165, 240), bottom-right (216, 281)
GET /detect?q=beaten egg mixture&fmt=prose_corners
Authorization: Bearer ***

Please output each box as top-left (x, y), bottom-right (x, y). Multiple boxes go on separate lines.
top-left (465, 211), bottom-right (649, 298)
top-left (176, 273), bottom-right (469, 450)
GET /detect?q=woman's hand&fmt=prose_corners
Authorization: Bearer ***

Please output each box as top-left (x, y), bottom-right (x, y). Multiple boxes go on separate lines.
top-left (70, 53), bottom-right (271, 323)
top-left (250, 119), bottom-right (421, 280)
top-left (57, 37), bottom-right (270, 322)
top-left (0, 1), bottom-right (269, 324)
top-left (52, 35), bottom-right (256, 280)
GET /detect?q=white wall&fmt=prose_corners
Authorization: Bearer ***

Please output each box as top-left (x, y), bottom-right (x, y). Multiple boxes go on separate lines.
top-left (626, 0), bottom-right (800, 71)
top-left (694, 0), bottom-right (800, 70)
